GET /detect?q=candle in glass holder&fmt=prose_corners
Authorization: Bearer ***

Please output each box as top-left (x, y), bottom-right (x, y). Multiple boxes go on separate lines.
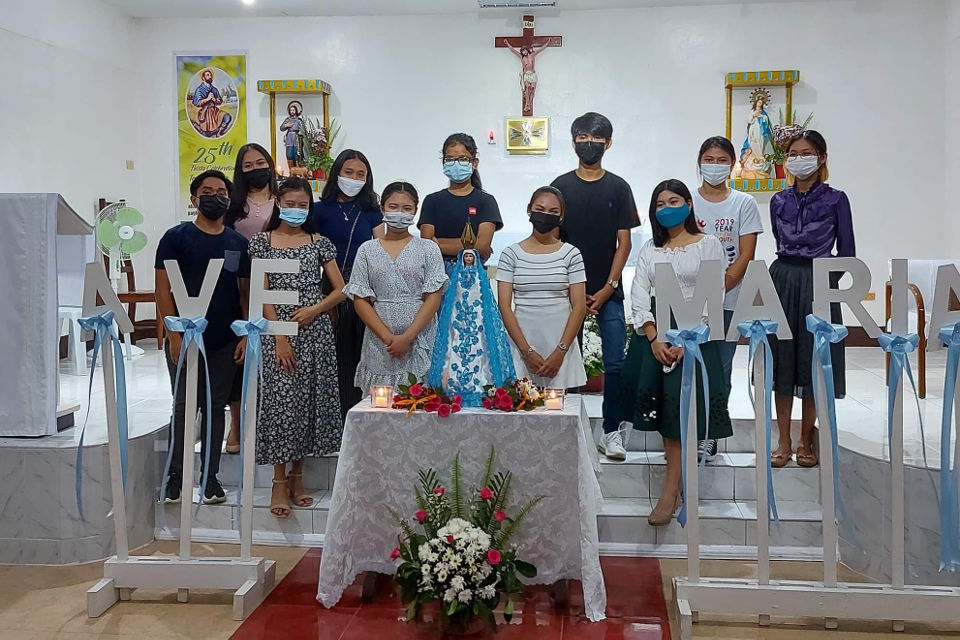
top-left (371, 385), bottom-right (392, 408)
top-left (544, 388), bottom-right (564, 410)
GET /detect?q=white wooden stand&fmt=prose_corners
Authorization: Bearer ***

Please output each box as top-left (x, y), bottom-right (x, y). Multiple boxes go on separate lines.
top-left (674, 265), bottom-right (960, 637)
top-left (86, 340), bottom-right (274, 620)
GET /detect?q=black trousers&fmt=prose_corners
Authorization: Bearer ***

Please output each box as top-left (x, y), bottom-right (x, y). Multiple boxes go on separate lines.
top-left (164, 337), bottom-right (239, 478)
top-left (333, 299), bottom-right (365, 423)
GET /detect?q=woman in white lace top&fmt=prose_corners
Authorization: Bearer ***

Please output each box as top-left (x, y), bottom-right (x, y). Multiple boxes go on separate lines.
top-left (615, 179), bottom-right (732, 526)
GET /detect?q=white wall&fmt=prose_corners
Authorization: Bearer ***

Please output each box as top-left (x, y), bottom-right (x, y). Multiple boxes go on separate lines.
top-left (132, 0), bottom-right (950, 318)
top-left (0, 0), bottom-right (141, 222)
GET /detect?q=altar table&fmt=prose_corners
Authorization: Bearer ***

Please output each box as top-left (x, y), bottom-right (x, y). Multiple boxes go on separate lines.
top-left (316, 394), bottom-right (607, 621)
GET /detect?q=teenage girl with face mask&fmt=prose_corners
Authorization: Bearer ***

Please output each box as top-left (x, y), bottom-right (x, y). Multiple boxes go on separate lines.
top-left (345, 182), bottom-right (448, 391)
top-left (418, 133), bottom-right (503, 274)
top-left (496, 186), bottom-right (588, 389)
top-left (615, 179), bottom-right (733, 526)
top-left (312, 149), bottom-right (383, 422)
top-left (768, 130), bottom-right (855, 469)
top-left (248, 177), bottom-right (346, 518)
top-left (224, 142), bottom-right (280, 453)
top-left (691, 136), bottom-right (764, 462)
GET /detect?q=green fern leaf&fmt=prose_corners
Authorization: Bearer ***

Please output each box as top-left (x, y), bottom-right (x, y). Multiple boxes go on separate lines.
top-left (386, 505), bottom-right (418, 541)
top-left (496, 495), bottom-right (543, 549)
top-left (451, 452), bottom-right (465, 519)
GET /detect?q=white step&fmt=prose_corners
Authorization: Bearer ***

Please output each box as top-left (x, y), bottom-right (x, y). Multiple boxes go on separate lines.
top-left (187, 442), bottom-right (337, 489)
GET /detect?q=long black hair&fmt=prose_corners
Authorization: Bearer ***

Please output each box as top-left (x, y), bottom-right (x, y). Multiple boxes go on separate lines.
top-left (648, 179), bottom-right (702, 248)
top-left (225, 143), bottom-right (279, 227)
top-left (263, 177), bottom-right (316, 233)
top-left (696, 136), bottom-right (736, 165)
top-left (320, 149), bottom-right (379, 211)
top-left (442, 133), bottom-right (482, 190)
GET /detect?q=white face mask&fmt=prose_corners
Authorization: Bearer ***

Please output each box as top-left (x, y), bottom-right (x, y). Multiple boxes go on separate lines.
top-left (383, 211), bottom-right (415, 230)
top-left (699, 163), bottom-right (732, 186)
top-left (338, 176), bottom-right (365, 197)
top-left (785, 156), bottom-right (820, 180)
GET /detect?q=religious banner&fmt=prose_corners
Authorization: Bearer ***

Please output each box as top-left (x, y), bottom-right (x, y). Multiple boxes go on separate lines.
top-left (175, 52), bottom-right (247, 220)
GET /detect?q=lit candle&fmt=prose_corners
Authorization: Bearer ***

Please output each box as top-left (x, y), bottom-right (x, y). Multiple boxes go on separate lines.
top-left (371, 386), bottom-right (392, 408)
top-left (544, 389), bottom-right (563, 410)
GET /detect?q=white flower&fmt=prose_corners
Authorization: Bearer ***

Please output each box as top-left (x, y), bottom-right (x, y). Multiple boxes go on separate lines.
top-left (457, 589), bottom-right (472, 603)
top-left (421, 563), bottom-right (432, 575)
top-left (527, 388), bottom-right (540, 401)
top-left (444, 587), bottom-right (457, 603)
top-left (479, 585), bottom-right (496, 600)
top-left (436, 567), bottom-right (448, 582)
top-left (450, 575), bottom-right (465, 591)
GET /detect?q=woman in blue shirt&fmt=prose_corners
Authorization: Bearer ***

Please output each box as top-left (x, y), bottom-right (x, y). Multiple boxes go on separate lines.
top-left (312, 149), bottom-right (383, 421)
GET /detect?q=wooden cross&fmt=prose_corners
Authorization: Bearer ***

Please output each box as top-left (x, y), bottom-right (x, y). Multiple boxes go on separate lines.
top-left (495, 15), bottom-right (562, 116)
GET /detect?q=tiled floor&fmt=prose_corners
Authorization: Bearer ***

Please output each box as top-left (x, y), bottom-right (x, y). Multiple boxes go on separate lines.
top-left (4, 547), bottom-right (960, 639)
top-left (232, 552), bottom-right (671, 640)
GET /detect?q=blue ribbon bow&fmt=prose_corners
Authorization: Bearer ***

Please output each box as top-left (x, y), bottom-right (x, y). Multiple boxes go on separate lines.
top-left (75, 309), bottom-right (129, 520)
top-left (938, 322), bottom-right (960, 571)
top-left (665, 324), bottom-right (711, 527)
top-left (806, 313), bottom-right (850, 534)
top-left (737, 319), bottom-right (780, 521)
top-left (161, 316), bottom-right (213, 510)
top-left (878, 333), bottom-right (925, 456)
top-left (231, 317), bottom-right (269, 509)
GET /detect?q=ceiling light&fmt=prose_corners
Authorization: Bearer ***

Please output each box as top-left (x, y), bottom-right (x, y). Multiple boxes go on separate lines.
top-left (241, 0), bottom-right (255, 5)
top-left (478, 1), bottom-right (557, 7)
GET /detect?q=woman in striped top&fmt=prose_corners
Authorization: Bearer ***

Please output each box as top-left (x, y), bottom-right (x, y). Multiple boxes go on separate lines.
top-left (496, 186), bottom-right (588, 389)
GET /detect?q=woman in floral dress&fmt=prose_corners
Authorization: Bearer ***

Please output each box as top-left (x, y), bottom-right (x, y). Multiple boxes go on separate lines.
top-left (249, 177), bottom-right (346, 519)
top-left (345, 182), bottom-right (448, 391)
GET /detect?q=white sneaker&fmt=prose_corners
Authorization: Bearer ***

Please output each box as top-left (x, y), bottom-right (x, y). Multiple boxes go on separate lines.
top-left (598, 429), bottom-right (627, 461)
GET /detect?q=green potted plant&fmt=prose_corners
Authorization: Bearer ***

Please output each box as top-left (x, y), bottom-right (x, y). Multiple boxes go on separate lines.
top-left (302, 117), bottom-right (340, 180)
top-left (765, 109), bottom-right (814, 179)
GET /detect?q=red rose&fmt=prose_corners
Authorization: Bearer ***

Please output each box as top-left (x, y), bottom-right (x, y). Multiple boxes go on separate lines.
top-left (433, 486), bottom-right (445, 496)
top-left (480, 486), bottom-right (494, 500)
top-left (423, 398), bottom-right (442, 413)
top-left (494, 510), bottom-right (506, 522)
top-left (393, 395), bottom-right (402, 402)
top-left (487, 549), bottom-right (501, 565)
top-left (437, 403), bottom-right (452, 418)
top-left (451, 402), bottom-right (462, 414)
top-left (446, 534), bottom-right (455, 544)
top-left (390, 547), bottom-right (401, 560)
top-left (497, 395), bottom-right (514, 411)
top-left (482, 397), bottom-right (493, 410)
top-left (409, 383), bottom-right (424, 397)
top-left (452, 395), bottom-right (463, 405)
top-left (414, 509), bottom-right (427, 522)
top-left (495, 387), bottom-right (509, 400)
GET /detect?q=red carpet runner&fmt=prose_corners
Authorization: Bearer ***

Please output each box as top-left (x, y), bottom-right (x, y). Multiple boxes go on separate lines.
top-left (231, 550), bottom-right (671, 639)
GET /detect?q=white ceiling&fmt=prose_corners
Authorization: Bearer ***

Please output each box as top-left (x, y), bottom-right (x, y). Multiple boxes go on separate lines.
top-left (101, 0), bottom-right (801, 18)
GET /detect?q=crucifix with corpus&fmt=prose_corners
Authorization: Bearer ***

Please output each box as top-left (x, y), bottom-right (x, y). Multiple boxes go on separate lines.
top-left (495, 15), bottom-right (562, 117)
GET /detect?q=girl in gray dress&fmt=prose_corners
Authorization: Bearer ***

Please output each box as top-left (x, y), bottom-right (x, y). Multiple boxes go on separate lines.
top-left (250, 178), bottom-right (346, 519)
top-left (345, 182), bottom-right (448, 391)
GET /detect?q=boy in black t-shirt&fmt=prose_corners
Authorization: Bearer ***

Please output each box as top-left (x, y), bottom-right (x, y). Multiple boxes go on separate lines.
top-left (155, 170), bottom-right (251, 504)
top-left (552, 112), bottom-right (640, 461)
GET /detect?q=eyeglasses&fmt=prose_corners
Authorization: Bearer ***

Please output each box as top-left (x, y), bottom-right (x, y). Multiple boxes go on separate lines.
top-left (442, 156), bottom-right (474, 167)
top-left (786, 152), bottom-right (819, 160)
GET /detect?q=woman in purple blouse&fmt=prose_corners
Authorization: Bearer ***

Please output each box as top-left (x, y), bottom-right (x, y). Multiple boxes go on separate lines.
top-left (768, 130), bottom-right (855, 469)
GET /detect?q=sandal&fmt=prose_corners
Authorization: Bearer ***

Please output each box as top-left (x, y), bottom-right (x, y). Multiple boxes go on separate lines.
top-left (270, 479), bottom-right (290, 519)
top-left (287, 472), bottom-right (313, 508)
top-left (770, 450), bottom-right (792, 468)
top-left (796, 445), bottom-right (819, 468)
top-left (225, 426), bottom-right (241, 455)
top-left (648, 494), bottom-right (681, 526)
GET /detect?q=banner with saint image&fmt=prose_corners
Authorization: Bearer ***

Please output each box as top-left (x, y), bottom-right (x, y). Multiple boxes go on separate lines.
top-left (175, 52), bottom-right (247, 220)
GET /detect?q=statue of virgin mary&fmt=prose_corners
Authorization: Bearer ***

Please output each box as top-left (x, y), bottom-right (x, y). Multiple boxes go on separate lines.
top-left (428, 224), bottom-right (515, 406)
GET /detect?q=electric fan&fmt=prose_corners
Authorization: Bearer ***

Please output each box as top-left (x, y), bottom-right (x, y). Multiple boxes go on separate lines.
top-left (94, 200), bottom-right (150, 358)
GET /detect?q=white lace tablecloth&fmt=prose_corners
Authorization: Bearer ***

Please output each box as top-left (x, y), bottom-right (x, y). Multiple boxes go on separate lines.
top-left (316, 394), bottom-right (607, 621)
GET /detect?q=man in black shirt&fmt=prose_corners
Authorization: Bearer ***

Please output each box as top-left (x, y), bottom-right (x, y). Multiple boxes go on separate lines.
top-left (552, 112), bottom-right (640, 461)
top-left (155, 170), bottom-right (251, 504)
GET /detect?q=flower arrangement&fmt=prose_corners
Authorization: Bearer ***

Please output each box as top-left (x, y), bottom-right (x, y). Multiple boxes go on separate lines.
top-left (389, 448), bottom-right (542, 633)
top-left (482, 378), bottom-right (544, 412)
top-left (392, 373), bottom-right (461, 417)
top-left (582, 314), bottom-right (604, 379)
top-left (302, 117), bottom-right (341, 173)
top-left (765, 109), bottom-right (814, 166)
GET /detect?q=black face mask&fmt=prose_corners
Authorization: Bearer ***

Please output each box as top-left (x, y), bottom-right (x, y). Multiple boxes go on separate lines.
top-left (530, 212), bottom-right (562, 234)
top-left (244, 167), bottom-right (272, 189)
top-left (575, 141), bottom-right (605, 166)
top-left (197, 195), bottom-right (230, 220)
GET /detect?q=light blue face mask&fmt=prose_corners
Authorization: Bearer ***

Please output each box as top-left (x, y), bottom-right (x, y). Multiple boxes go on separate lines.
top-left (279, 207), bottom-right (308, 227)
top-left (443, 161), bottom-right (474, 184)
top-left (655, 203), bottom-right (690, 229)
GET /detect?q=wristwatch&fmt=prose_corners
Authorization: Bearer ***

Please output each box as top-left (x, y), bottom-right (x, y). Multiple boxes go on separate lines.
top-left (607, 279), bottom-right (619, 289)
top-left (558, 342), bottom-right (569, 352)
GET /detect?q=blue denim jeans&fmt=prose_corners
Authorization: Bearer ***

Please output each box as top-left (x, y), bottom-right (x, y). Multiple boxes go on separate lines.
top-left (598, 298), bottom-right (627, 433)
top-left (720, 309), bottom-right (736, 392)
